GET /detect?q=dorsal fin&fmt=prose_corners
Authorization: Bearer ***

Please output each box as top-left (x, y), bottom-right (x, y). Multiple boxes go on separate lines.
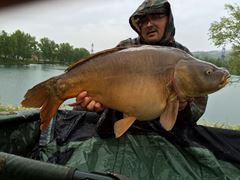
top-left (65, 46), bottom-right (127, 72)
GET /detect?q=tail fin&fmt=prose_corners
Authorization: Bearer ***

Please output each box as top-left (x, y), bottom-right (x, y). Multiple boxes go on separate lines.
top-left (21, 77), bottom-right (63, 130)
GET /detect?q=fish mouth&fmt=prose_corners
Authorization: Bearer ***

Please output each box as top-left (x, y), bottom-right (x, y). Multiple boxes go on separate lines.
top-left (219, 73), bottom-right (231, 88)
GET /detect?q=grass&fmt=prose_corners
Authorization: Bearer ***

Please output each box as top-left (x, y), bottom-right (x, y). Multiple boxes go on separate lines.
top-left (0, 103), bottom-right (27, 112)
top-left (198, 119), bottom-right (240, 131)
top-left (0, 103), bottom-right (70, 113)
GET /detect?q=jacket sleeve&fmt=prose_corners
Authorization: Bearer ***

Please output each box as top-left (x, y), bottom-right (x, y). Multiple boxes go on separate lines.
top-left (176, 96), bottom-right (208, 125)
top-left (189, 96), bottom-right (208, 123)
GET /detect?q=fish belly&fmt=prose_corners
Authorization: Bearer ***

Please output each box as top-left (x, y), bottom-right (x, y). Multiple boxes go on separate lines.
top-left (89, 74), bottom-right (168, 121)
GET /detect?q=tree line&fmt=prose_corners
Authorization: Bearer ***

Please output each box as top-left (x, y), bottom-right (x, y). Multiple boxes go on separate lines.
top-left (0, 30), bottom-right (90, 64)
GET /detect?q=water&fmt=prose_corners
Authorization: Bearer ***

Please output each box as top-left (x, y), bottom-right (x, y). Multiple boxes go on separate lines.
top-left (0, 64), bottom-right (67, 105)
top-left (0, 64), bottom-right (239, 125)
top-left (200, 77), bottom-right (240, 125)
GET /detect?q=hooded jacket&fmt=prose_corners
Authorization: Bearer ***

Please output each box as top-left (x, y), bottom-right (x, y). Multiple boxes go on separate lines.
top-left (117, 0), bottom-right (190, 53)
top-left (129, 0), bottom-right (175, 46)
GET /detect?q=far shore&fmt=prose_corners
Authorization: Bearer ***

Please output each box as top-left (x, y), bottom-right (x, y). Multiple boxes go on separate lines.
top-left (0, 59), bottom-right (70, 66)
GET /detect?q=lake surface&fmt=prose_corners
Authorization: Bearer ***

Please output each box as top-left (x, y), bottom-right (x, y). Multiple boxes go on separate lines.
top-left (0, 64), bottom-right (239, 125)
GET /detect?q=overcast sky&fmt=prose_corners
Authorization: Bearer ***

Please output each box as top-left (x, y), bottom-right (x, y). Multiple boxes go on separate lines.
top-left (0, 0), bottom-right (239, 52)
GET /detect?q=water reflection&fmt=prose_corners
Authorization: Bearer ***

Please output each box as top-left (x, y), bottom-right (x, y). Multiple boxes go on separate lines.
top-left (229, 75), bottom-right (240, 84)
top-left (200, 75), bottom-right (240, 125)
top-left (0, 64), bottom-right (66, 105)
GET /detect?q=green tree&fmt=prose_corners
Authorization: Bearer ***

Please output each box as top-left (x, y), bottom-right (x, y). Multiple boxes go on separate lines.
top-left (38, 37), bottom-right (58, 62)
top-left (11, 30), bottom-right (38, 61)
top-left (0, 31), bottom-right (15, 60)
top-left (228, 46), bottom-right (240, 74)
top-left (72, 48), bottom-right (90, 62)
top-left (209, 3), bottom-right (240, 75)
top-left (209, 4), bottom-right (240, 48)
top-left (0, 29), bottom-right (90, 64)
top-left (56, 43), bottom-right (74, 63)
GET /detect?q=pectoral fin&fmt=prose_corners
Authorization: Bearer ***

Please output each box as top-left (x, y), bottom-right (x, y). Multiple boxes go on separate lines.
top-left (114, 116), bottom-right (136, 138)
top-left (160, 98), bottom-right (179, 131)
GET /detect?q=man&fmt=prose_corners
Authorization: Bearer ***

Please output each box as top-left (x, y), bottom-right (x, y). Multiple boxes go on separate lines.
top-left (72, 0), bottom-right (208, 131)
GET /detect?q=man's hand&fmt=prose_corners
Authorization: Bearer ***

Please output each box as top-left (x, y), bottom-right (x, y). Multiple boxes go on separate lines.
top-left (69, 91), bottom-right (104, 112)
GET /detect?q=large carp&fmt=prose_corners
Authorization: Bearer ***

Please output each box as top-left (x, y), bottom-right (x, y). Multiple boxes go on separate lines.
top-left (21, 45), bottom-right (230, 138)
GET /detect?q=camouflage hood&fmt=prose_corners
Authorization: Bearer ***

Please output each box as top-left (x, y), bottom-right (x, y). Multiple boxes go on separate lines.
top-left (129, 0), bottom-right (175, 45)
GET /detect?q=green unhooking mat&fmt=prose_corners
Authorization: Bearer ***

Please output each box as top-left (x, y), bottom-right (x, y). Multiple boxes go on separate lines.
top-left (0, 109), bottom-right (240, 179)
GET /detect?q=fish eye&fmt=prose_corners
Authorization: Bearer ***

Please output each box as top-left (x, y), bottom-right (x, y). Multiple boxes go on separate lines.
top-left (205, 69), bottom-right (213, 75)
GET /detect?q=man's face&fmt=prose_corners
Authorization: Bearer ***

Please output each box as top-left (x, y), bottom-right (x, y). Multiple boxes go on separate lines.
top-left (138, 14), bottom-right (168, 44)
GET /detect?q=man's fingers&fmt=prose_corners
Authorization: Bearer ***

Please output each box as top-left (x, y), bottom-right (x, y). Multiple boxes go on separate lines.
top-left (71, 91), bottom-right (104, 112)
top-left (94, 102), bottom-right (104, 112)
top-left (86, 100), bottom-right (96, 111)
top-left (76, 91), bottom-right (88, 103)
top-left (80, 97), bottom-right (92, 107)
